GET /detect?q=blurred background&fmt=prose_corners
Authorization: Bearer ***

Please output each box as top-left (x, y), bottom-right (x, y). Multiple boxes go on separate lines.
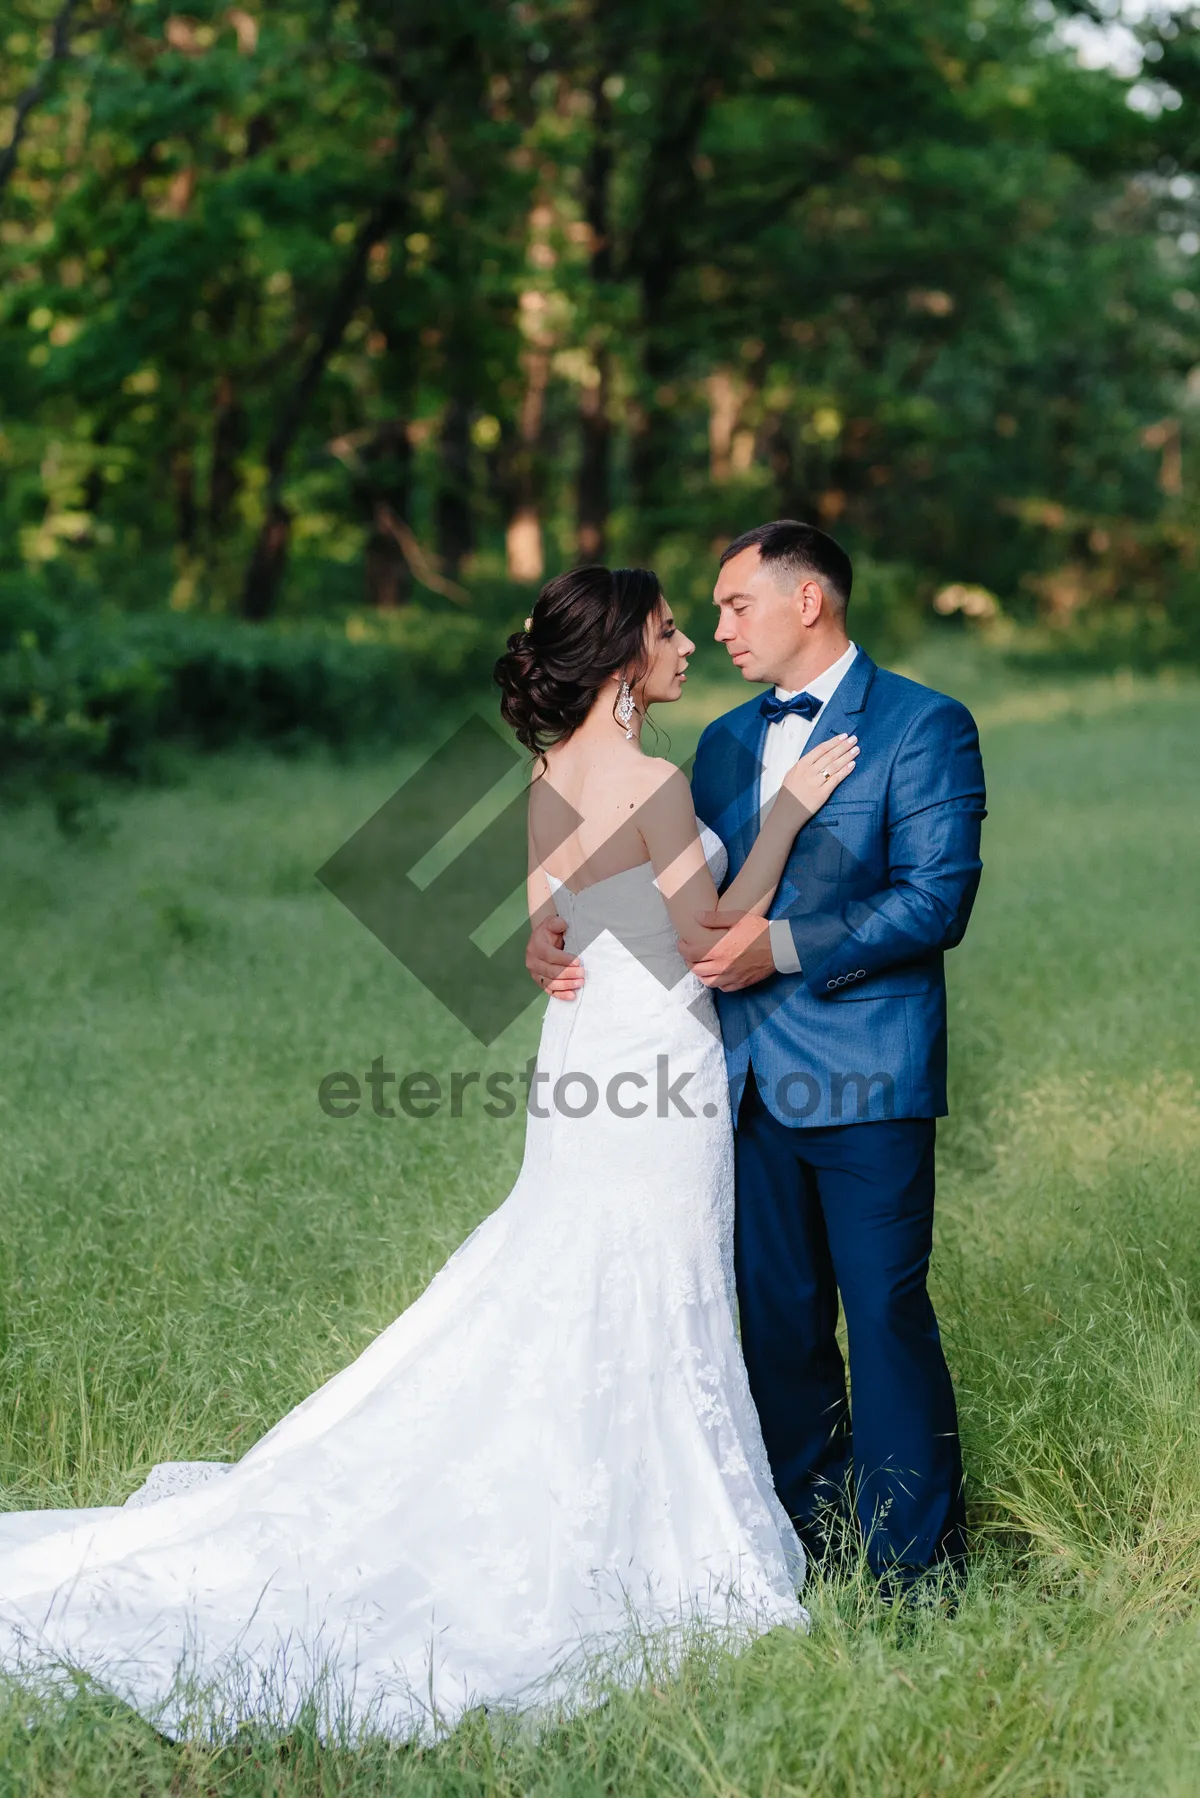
top-left (3, 0), bottom-right (1200, 800)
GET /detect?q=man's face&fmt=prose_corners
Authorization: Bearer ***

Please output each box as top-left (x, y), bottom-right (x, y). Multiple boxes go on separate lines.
top-left (712, 546), bottom-right (808, 686)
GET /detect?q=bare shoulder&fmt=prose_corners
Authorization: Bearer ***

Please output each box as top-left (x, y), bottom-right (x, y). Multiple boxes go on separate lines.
top-left (629, 755), bottom-right (692, 811)
top-left (632, 754), bottom-right (689, 794)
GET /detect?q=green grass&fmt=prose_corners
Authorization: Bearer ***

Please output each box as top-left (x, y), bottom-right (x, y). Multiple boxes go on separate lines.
top-left (1, 644), bottom-right (1199, 1793)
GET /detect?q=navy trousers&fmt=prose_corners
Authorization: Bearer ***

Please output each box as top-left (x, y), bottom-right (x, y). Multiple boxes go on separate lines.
top-left (734, 1067), bottom-right (966, 1579)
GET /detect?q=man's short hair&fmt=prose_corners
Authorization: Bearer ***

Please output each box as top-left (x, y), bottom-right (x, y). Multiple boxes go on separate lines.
top-left (719, 519), bottom-right (853, 616)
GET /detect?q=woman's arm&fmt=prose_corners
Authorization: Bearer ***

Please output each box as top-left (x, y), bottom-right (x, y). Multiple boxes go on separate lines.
top-left (525, 806), bottom-right (586, 998)
top-left (633, 766), bottom-right (722, 951)
top-left (526, 807), bottom-right (564, 927)
top-left (720, 732), bottom-right (858, 915)
top-left (636, 733), bottom-right (857, 948)
top-left (526, 861), bottom-right (557, 926)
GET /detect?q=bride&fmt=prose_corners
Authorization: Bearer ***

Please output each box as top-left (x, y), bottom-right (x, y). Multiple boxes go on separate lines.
top-left (0, 566), bottom-right (857, 1741)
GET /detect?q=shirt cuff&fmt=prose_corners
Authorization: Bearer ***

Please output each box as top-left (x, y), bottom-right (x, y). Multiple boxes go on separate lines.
top-left (768, 918), bottom-right (802, 975)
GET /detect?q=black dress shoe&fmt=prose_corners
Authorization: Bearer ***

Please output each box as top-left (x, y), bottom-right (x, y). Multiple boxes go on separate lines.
top-left (875, 1565), bottom-right (964, 1618)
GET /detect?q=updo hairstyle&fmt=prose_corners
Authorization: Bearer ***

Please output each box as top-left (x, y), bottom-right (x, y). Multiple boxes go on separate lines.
top-left (494, 564), bottom-right (663, 759)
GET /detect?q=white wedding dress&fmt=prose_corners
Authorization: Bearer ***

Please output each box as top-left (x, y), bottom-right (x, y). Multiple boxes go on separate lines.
top-left (0, 829), bottom-right (806, 1741)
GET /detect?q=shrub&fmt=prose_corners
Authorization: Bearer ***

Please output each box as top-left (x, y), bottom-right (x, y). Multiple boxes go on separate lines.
top-left (0, 595), bottom-right (503, 808)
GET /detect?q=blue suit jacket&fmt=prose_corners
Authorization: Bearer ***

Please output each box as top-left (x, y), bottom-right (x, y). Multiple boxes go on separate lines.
top-left (691, 650), bottom-right (986, 1127)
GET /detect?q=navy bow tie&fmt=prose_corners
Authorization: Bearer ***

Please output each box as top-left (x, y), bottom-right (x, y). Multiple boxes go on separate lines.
top-left (759, 690), bottom-right (823, 725)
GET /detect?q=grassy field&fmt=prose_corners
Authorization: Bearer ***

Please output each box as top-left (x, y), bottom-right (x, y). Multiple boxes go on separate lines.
top-left (1, 642), bottom-right (1199, 1794)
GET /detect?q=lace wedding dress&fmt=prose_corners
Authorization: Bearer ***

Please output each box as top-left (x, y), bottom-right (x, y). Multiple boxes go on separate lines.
top-left (0, 829), bottom-right (806, 1741)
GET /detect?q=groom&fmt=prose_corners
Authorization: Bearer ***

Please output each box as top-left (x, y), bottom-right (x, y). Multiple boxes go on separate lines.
top-left (527, 520), bottom-right (986, 1589)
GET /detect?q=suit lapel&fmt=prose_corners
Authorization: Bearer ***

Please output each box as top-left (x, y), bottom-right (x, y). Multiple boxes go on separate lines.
top-left (691, 700), bottom-right (763, 874)
top-left (799, 648), bottom-right (877, 755)
top-left (709, 651), bottom-right (878, 870)
top-left (735, 708), bottom-right (770, 866)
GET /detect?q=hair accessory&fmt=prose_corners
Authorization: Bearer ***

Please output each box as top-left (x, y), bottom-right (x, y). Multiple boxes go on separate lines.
top-left (523, 616), bottom-right (533, 632)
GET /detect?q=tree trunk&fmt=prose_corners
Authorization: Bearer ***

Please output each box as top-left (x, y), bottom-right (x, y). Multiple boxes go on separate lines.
top-left (172, 441), bottom-right (198, 549)
top-left (629, 328), bottom-right (678, 522)
top-left (239, 91), bottom-right (433, 619)
top-left (240, 196), bottom-right (393, 619)
top-left (435, 398), bottom-right (473, 578)
top-left (577, 352), bottom-right (610, 560)
top-left (82, 418), bottom-right (113, 518)
top-left (365, 505), bottom-right (408, 609)
top-left (209, 374), bottom-right (246, 536)
top-left (623, 25), bottom-right (728, 524)
top-left (362, 420), bottom-right (414, 607)
top-left (576, 62), bottom-right (614, 561)
top-left (0, 0), bottom-right (77, 199)
top-left (241, 501), bottom-right (291, 620)
top-left (706, 369), bottom-right (743, 484)
top-left (240, 200), bottom-right (394, 619)
top-left (764, 415), bottom-right (797, 512)
top-left (505, 293), bottom-right (552, 583)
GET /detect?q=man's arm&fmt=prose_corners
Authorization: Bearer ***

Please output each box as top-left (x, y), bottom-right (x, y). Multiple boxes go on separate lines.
top-left (687, 717), bottom-right (794, 992)
top-left (526, 913), bottom-right (583, 998)
top-left (787, 695), bottom-right (986, 997)
top-left (525, 810), bottom-right (584, 999)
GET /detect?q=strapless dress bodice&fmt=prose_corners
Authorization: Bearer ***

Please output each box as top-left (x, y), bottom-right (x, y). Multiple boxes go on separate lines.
top-left (542, 824), bottom-right (728, 971)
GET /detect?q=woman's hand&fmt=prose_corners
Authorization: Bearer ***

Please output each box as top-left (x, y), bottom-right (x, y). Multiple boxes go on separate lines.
top-left (780, 732), bottom-right (859, 817)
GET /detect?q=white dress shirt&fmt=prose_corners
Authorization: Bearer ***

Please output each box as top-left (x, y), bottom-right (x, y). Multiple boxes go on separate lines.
top-left (759, 640), bottom-right (860, 975)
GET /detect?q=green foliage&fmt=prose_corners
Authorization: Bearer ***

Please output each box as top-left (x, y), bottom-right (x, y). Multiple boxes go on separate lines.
top-left (0, 589), bottom-right (504, 809)
top-left (2, 0), bottom-right (1199, 645)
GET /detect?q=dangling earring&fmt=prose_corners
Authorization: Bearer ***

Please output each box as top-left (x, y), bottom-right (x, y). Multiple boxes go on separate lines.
top-left (615, 679), bottom-right (636, 739)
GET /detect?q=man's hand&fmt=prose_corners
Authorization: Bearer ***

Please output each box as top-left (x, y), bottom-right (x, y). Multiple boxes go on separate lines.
top-left (683, 910), bottom-right (777, 992)
top-left (526, 913), bottom-right (584, 1000)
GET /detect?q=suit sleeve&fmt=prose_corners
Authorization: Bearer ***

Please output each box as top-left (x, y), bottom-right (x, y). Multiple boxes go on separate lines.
top-left (689, 721), bottom-right (726, 866)
top-left (786, 695), bottom-right (986, 998)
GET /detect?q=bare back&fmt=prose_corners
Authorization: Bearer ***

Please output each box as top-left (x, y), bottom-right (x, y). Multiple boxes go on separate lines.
top-left (529, 737), bottom-right (655, 896)
top-left (527, 719), bottom-right (858, 953)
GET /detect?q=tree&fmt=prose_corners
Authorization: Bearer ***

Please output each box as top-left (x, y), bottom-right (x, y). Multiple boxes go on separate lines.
top-left (1, 0), bottom-right (1196, 644)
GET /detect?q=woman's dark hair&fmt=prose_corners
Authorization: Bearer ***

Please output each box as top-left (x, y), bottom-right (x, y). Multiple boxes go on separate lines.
top-left (494, 565), bottom-right (663, 758)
